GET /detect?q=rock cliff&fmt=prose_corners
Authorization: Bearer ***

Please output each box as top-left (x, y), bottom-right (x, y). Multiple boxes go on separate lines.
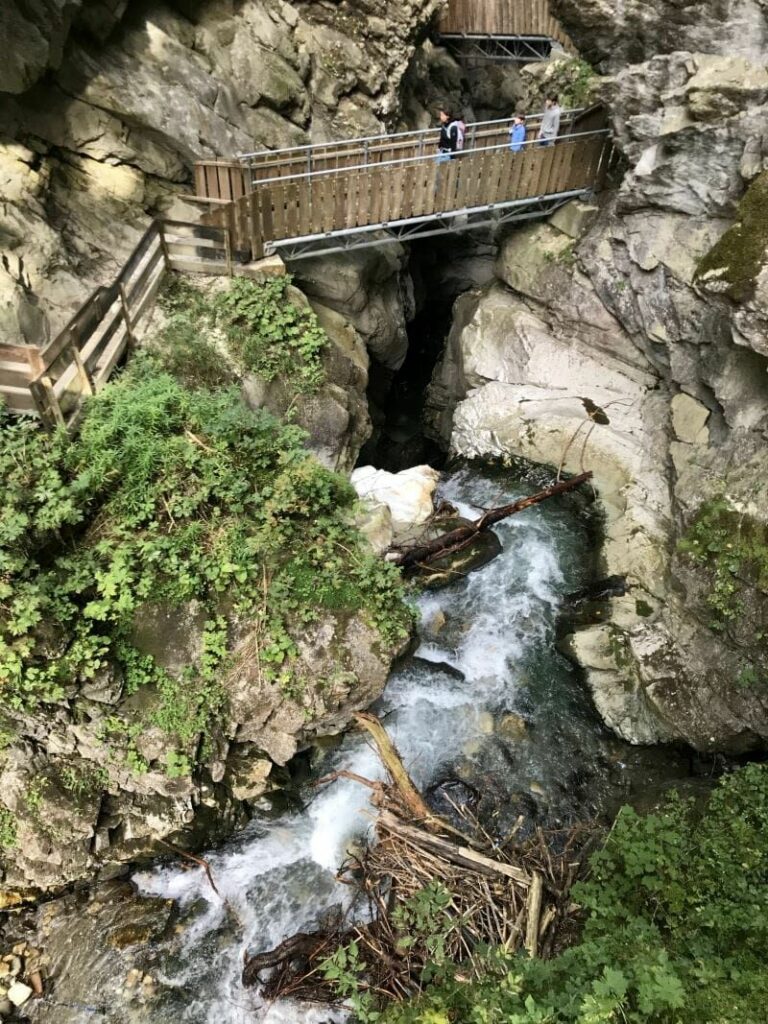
top-left (427, 0), bottom-right (768, 751)
top-left (0, 0), bottom-right (442, 346)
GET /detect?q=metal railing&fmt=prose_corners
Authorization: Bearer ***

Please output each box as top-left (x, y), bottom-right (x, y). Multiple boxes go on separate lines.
top-left (245, 126), bottom-right (611, 188)
top-left (238, 106), bottom-right (584, 164)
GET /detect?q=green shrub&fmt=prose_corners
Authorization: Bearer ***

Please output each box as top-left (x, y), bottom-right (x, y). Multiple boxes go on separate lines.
top-left (0, 362), bottom-right (412, 777)
top-left (150, 273), bottom-right (329, 394)
top-left (215, 275), bottom-right (328, 392)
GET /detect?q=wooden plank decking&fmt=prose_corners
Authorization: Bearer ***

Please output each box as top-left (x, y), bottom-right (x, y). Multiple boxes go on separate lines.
top-left (0, 221), bottom-right (237, 430)
top-left (202, 126), bottom-right (612, 260)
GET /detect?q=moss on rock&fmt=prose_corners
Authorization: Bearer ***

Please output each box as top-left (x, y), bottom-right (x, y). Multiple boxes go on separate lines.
top-left (696, 170), bottom-right (768, 302)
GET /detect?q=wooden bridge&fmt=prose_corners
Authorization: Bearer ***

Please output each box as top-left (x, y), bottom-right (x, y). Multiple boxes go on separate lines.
top-left (436, 0), bottom-right (576, 62)
top-left (1, 104), bottom-right (613, 428)
top-left (197, 106), bottom-right (612, 261)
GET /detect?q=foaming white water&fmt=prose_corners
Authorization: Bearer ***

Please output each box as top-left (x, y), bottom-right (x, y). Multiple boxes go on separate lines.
top-left (135, 464), bottom-right (571, 1022)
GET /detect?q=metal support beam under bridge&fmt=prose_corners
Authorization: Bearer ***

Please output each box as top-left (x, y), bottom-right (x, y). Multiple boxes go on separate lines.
top-left (438, 33), bottom-right (564, 63)
top-left (265, 189), bottom-right (591, 261)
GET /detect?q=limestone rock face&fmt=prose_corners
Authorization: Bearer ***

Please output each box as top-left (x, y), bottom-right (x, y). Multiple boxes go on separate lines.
top-left (0, 0), bottom-right (441, 346)
top-left (243, 293), bottom-right (372, 473)
top-left (0, 595), bottom-right (405, 892)
top-left (427, 67), bottom-right (768, 753)
top-left (351, 465), bottom-right (440, 541)
top-left (553, 0), bottom-right (768, 69)
top-left (291, 246), bottom-right (413, 370)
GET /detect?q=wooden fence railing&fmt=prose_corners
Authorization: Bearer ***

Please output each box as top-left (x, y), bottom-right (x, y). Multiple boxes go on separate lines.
top-left (202, 128), bottom-right (612, 260)
top-left (193, 108), bottom-right (588, 202)
top-left (437, 0), bottom-right (576, 51)
top-left (0, 220), bottom-right (236, 430)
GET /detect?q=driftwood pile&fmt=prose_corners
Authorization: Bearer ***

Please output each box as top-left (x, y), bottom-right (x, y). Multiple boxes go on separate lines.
top-left (242, 713), bottom-right (596, 1008)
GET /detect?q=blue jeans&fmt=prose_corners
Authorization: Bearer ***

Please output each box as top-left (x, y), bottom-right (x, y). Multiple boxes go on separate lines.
top-left (436, 150), bottom-right (452, 163)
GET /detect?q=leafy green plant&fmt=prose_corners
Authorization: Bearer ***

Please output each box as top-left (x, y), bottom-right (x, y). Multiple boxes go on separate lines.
top-left (0, 360), bottom-right (412, 780)
top-left (0, 808), bottom-right (17, 849)
top-left (679, 497), bottom-right (768, 617)
top-left (325, 765), bottom-right (768, 1024)
top-left (215, 275), bottom-right (328, 392)
top-left (59, 762), bottom-right (108, 800)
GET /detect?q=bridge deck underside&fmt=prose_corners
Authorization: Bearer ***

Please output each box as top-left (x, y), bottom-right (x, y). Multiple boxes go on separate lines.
top-left (436, 0), bottom-right (576, 53)
top-left (204, 134), bottom-right (612, 262)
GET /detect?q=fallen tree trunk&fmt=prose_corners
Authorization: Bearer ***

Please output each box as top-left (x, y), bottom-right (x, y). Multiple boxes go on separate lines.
top-left (391, 471), bottom-right (593, 569)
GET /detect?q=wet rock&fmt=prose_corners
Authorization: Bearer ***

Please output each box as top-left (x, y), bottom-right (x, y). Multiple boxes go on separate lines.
top-left (423, 609), bottom-right (447, 637)
top-left (427, 778), bottom-right (479, 819)
top-left (410, 657), bottom-right (465, 681)
top-left (351, 465), bottom-right (440, 540)
top-left (418, 527), bottom-right (503, 590)
top-left (496, 714), bottom-right (529, 742)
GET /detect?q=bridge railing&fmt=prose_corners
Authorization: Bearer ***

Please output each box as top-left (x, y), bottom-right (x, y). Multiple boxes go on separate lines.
top-left (202, 124), bottom-right (613, 261)
top-left (437, 0), bottom-right (576, 51)
top-left (194, 107), bottom-right (590, 202)
top-left (0, 220), bottom-right (236, 430)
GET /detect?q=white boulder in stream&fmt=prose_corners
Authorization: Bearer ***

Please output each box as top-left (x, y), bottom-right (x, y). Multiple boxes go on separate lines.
top-left (351, 465), bottom-right (440, 544)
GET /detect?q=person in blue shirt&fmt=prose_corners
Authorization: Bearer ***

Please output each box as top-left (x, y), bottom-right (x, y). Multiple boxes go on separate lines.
top-left (508, 114), bottom-right (527, 153)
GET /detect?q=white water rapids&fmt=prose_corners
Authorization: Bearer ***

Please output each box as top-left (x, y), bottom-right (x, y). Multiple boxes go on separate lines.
top-left (125, 462), bottom-right (620, 1023)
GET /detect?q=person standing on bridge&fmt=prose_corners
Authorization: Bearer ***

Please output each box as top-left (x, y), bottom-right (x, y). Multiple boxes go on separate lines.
top-left (437, 110), bottom-right (463, 162)
top-left (537, 95), bottom-right (561, 147)
top-left (508, 114), bottom-right (527, 153)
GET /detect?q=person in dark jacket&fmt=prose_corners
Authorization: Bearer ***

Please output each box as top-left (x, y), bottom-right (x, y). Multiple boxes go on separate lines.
top-left (437, 109), bottom-right (459, 162)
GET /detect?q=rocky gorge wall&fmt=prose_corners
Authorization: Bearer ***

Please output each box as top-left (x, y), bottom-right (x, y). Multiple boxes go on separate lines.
top-left (426, 0), bottom-right (768, 752)
top-left (0, 0), bottom-right (446, 346)
top-left (0, 0), bottom-right (451, 896)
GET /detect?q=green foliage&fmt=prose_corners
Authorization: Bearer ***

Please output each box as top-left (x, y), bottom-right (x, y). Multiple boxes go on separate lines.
top-left (0, 808), bottom-right (17, 848)
top-left (560, 59), bottom-right (598, 109)
top-left (215, 275), bottom-right (327, 393)
top-left (151, 273), bottom-right (329, 395)
top-left (59, 762), bottom-right (108, 800)
top-left (679, 498), bottom-right (768, 688)
top-left (0, 363), bottom-right (412, 779)
top-left (323, 940), bottom-right (382, 1023)
top-left (330, 765), bottom-right (768, 1024)
top-left (678, 497), bottom-right (768, 626)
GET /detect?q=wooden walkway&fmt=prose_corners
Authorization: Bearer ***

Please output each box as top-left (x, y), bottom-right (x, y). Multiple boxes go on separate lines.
top-left (1, 110), bottom-right (613, 428)
top-left (200, 113), bottom-right (612, 261)
top-left (0, 221), bottom-right (238, 429)
top-left (437, 0), bottom-right (575, 50)
top-left (194, 108), bottom-right (581, 204)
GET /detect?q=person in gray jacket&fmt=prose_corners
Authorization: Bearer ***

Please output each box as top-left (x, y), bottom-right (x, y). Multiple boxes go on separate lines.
top-left (537, 94), bottom-right (561, 147)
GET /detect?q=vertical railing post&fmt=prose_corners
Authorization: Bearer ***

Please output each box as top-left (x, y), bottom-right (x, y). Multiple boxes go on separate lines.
top-left (71, 343), bottom-right (94, 398)
top-left (223, 226), bottom-right (233, 276)
top-left (158, 221), bottom-right (172, 270)
top-left (119, 282), bottom-right (136, 347)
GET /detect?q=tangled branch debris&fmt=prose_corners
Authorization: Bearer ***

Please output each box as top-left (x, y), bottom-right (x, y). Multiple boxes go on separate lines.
top-left (242, 713), bottom-right (596, 1006)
